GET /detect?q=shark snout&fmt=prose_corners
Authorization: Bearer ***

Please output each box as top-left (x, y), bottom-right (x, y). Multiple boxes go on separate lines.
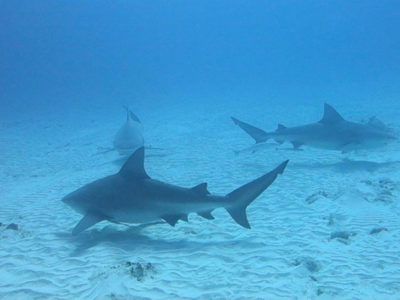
top-left (62, 189), bottom-right (81, 207)
top-left (62, 193), bottom-right (73, 205)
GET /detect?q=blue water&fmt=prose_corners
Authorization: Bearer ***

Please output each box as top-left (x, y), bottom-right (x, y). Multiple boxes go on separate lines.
top-left (1, 1), bottom-right (400, 299)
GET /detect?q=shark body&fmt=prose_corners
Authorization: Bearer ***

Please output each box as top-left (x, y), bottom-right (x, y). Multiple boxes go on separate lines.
top-left (113, 107), bottom-right (144, 156)
top-left (63, 147), bottom-right (288, 235)
top-left (232, 103), bottom-right (397, 153)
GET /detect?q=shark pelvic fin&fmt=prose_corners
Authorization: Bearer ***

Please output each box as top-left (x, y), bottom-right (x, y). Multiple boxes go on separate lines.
top-left (72, 212), bottom-right (105, 235)
top-left (119, 147), bottom-right (150, 179)
top-left (320, 103), bottom-right (344, 124)
top-left (191, 183), bottom-right (210, 195)
top-left (198, 211), bottom-right (215, 220)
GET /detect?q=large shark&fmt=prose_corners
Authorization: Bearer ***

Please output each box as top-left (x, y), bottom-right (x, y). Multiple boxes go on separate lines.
top-left (113, 107), bottom-right (144, 156)
top-left (63, 147), bottom-right (288, 235)
top-left (232, 103), bottom-right (397, 153)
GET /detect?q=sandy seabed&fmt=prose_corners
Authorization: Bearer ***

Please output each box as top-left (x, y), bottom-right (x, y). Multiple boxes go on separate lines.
top-left (1, 100), bottom-right (400, 299)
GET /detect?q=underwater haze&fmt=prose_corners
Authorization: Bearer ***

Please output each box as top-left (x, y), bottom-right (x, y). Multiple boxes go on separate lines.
top-left (1, 1), bottom-right (400, 299)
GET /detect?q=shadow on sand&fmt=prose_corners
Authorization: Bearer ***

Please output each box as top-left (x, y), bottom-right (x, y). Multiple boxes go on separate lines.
top-left (57, 222), bottom-right (244, 256)
top-left (292, 158), bottom-right (400, 173)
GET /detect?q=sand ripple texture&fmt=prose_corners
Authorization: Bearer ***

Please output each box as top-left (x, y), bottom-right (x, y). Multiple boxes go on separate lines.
top-left (1, 103), bottom-right (400, 299)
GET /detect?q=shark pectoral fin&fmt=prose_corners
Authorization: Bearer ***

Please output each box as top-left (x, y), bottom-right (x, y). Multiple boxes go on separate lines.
top-left (291, 141), bottom-right (303, 150)
top-left (191, 183), bottom-right (210, 195)
top-left (72, 212), bottom-right (104, 235)
top-left (198, 211), bottom-right (215, 220)
top-left (162, 215), bottom-right (181, 227)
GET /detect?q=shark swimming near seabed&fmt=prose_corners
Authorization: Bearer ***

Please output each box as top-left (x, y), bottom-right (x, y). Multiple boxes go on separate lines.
top-left (96, 107), bottom-right (163, 159)
top-left (113, 106), bottom-right (144, 156)
top-left (62, 147), bottom-right (288, 235)
top-left (232, 103), bottom-right (397, 153)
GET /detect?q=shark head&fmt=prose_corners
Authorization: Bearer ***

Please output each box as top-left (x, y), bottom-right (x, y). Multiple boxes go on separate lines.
top-left (62, 184), bottom-right (94, 215)
top-left (62, 175), bottom-right (118, 216)
top-left (321, 103), bottom-right (397, 151)
top-left (360, 127), bottom-right (398, 148)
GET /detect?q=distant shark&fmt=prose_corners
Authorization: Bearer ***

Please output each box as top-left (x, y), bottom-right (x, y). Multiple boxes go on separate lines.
top-left (63, 147), bottom-right (288, 235)
top-left (232, 103), bottom-right (397, 153)
top-left (95, 107), bottom-right (145, 156)
top-left (113, 107), bottom-right (144, 156)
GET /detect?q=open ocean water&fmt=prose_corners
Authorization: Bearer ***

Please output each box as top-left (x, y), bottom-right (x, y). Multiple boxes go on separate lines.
top-left (1, 1), bottom-right (400, 299)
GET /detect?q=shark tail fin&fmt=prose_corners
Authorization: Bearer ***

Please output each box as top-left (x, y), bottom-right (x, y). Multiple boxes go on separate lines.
top-left (231, 117), bottom-right (271, 144)
top-left (226, 160), bottom-right (289, 228)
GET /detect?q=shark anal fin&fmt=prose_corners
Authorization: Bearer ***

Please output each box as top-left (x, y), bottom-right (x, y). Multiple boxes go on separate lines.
top-left (191, 183), bottom-right (210, 195)
top-left (72, 212), bottom-right (104, 235)
top-left (162, 215), bottom-right (181, 227)
top-left (198, 211), bottom-right (215, 220)
top-left (119, 147), bottom-right (150, 179)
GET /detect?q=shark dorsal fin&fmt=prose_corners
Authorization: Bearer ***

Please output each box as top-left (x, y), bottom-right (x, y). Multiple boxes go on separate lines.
top-left (191, 183), bottom-right (210, 195)
top-left (320, 103), bottom-right (345, 124)
top-left (123, 106), bottom-right (141, 123)
top-left (129, 111), bottom-right (141, 123)
top-left (277, 124), bottom-right (287, 131)
top-left (119, 147), bottom-right (150, 179)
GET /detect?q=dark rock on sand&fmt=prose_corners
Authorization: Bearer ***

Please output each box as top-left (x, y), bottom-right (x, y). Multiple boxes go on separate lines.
top-left (6, 223), bottom-right (19, 231)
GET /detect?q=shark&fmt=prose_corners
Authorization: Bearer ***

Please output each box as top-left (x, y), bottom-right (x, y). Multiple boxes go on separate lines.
top-left (62, 147), bottom-right (288, 235)
top-left (113, 107), bottom-right (144, 156)
top-left (232, 103), bottom-right (397, 153)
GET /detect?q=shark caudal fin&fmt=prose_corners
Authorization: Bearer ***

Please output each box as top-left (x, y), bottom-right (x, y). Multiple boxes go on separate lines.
top-left (226, 160), bottom-right (289, 228)
top-left (231, 117), bottom-right (270, 144)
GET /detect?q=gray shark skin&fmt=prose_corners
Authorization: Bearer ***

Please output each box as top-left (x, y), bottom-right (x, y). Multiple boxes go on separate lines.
top-left (63, 147), bottom-right (288, 235)
top-left (113, 107), bottom-right (144, 156)
top-left (232, 103), bottom-right (397, 152)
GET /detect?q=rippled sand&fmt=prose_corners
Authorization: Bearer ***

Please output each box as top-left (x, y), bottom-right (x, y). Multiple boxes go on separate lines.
top-left (1, 101), bottom-right (399, 299)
